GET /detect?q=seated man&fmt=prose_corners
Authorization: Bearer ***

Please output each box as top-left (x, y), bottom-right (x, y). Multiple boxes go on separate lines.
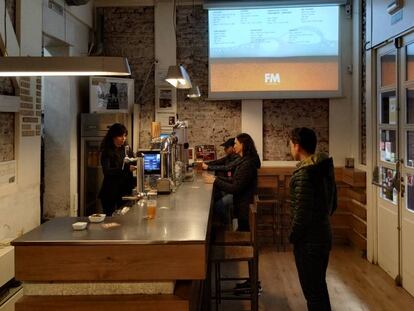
top-left (203, 138), bottom-right (240, 226)
top-left (202, 138), bottom-right (240, 177)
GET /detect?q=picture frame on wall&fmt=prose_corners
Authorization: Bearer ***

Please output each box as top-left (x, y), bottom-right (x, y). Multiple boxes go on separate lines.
top-left (155, 86), bottom-right (177, 112)
top-left (156, 111), bottom-right (176, 130)
top-left (90, 77), bottom-right (134, 113)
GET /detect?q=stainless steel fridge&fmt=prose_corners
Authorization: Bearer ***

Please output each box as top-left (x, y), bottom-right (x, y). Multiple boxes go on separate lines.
top-left (80, 113), bottom-right (130, 216)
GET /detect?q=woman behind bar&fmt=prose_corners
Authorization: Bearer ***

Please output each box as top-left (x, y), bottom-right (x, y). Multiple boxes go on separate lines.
top-left (98, 123), bottom-right (136, 216)
top-left (204, 133), bottom-right (261, 231)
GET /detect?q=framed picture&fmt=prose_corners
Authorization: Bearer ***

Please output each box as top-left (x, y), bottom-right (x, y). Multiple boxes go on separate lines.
top-left (90, 77), bottom-right (134, 113)
top-left (155, 86), bottom-right (177, 112)
top-left (156, 112), bottom-right (176, 130)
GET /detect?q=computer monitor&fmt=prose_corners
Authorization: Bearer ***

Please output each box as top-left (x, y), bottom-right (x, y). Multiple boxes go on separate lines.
top-left (140, 150), bottom-right (161, 175)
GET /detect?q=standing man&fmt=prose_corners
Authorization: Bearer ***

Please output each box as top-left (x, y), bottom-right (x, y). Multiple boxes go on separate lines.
top-left (288, 127), bottom-right (337, 311)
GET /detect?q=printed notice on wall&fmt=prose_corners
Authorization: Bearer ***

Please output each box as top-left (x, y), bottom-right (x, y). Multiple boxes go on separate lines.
top-left (0, 160), bottom-right (16, 185)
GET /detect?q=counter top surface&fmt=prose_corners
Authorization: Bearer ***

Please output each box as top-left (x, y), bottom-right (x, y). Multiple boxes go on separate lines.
top-left (12, 175), bottom-right (213, 246)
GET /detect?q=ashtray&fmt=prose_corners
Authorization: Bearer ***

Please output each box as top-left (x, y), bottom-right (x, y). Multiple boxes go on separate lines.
top-left (88, 214), bottom-right (106, 223)
top-left (72, 222), bottom-right (88, 230)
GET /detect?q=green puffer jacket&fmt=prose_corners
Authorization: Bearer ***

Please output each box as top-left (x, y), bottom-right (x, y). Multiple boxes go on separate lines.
top-left (289, 152), bottom-right (337, 246)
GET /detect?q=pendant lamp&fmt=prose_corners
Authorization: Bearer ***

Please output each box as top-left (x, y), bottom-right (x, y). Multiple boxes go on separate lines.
top-left (0, 56), bottom-right (131, 77)
top-left (187, 85), bottom-right (201, 99)
top-left (165, 64), bottom-right (192, 89)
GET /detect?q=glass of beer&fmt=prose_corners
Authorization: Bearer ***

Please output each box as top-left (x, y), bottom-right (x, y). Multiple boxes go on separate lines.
top-left (195, 159), bottom-right (203, 174)
top-left (146, 195), bottom-right (157, 219)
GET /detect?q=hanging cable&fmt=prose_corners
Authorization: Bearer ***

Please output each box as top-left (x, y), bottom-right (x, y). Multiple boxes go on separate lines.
top-left (136, 60), bottom-right (158, 102)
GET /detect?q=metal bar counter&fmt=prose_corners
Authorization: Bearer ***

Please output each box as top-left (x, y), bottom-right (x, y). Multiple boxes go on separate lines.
top-left (11, 176), bottom-right (213, 311)
top-left (13, 177), bottom-right (212, 246)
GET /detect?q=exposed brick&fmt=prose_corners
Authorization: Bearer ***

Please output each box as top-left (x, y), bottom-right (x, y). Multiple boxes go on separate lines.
top-left (20, 110), bottom-right (35, 116)
top-left (263, 99), bottom-right (329, 161)
top-left (0, 78), bottom-right (15, 95)
top-left (20, 95), bottom-right (33, 102)
top-left (361, 0), bottom-right (367, 165)
top-left (0, 112), bottom-right (15, 161)
top-left (22, 117), bottom-right (38, 123)
top-left (20, 88), bottom-right (30, 96)
top-left (22, 130), bottom-right (35, 137)
top-left (20, 81), bottom-right (30, 89)
top-left (102, 5), bottom-right (331, 159)
top-left (21, 102), bottom-right (34, 109)
top-left (103, 6), bottom-right (155, 149)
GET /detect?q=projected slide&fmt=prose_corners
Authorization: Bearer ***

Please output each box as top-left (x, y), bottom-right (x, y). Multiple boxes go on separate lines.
top-left (208, 6), bottom-right (340, 98)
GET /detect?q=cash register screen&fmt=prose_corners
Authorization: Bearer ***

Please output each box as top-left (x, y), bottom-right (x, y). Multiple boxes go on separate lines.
top-left (142, 151), bottom-right (161, 175)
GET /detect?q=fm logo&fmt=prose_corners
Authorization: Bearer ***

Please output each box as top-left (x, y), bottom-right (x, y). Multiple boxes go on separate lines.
top-left (264, 73), bottom-right (281, 84)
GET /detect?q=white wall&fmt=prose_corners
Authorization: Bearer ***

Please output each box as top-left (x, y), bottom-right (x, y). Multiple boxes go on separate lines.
top-left (0, 0), bottom-right (43, 243)
top-left (329, 6), bottom-right (354, 167)
top-left (0, 1), bottom-right (91, 238)
top-left (42, 3), bottom-right (92, 218)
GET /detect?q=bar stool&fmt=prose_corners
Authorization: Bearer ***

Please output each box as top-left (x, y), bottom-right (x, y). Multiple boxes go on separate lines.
top-left (210, 204), bottom-right (259, 311)
top-left (255, 191), bottom-right (280, 247)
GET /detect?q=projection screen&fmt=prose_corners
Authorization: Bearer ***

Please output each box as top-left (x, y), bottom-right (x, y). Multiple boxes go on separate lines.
top-left (207, 3), bottom-right (343, 99)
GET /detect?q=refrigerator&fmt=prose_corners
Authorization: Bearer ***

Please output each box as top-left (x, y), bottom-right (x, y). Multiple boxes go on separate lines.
top-left (80, 113), bottom-right (131, 216)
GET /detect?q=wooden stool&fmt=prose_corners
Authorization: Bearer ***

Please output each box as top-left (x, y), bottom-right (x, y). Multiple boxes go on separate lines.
top-left (210, 204), bottom-right (259, 311)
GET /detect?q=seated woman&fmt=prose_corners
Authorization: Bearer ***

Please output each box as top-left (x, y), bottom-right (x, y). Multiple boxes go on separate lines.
top-left (204, 133), bottom-right (261, 231)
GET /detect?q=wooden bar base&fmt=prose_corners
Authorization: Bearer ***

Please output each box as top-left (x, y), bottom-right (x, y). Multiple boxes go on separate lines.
top-left (16, 294), bottom-right (189, 311)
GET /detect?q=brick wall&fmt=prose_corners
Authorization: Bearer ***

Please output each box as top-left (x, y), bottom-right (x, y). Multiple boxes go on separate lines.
top-left (0, 112), bottom-right (14, 161)
top-left (103, 5), bottom-right (330, 160)
top-left (103, 7), bottom-right (155, 148)
top-left (176, 5), bottom-right (241, 158)
top-left (263, 99), bottom-right (329, 161)
top-left (19, 77), bottom-right (41, 137)
top-left (361, 0), bottom-right (367, 165)
top-left (0, 76), bottom-right (16, 163)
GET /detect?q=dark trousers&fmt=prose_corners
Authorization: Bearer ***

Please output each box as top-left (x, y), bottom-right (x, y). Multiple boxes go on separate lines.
top-left (293, 243), bottom-right (331, 311)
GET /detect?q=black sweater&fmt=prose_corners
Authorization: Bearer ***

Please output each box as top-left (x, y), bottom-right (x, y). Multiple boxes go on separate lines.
top-left (98, 147), bottom-right (134, 203)
top-left (214, 153), bottom-right (261, 229)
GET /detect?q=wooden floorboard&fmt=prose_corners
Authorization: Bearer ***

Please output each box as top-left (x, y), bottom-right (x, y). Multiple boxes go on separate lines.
top-left (213, 245), bottom-right (414, 311)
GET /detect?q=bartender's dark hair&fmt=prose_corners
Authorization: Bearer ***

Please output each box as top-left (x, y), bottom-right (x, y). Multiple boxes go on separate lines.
top-left (289, 127), bottom-right (317, 154)
top-left (236, 133), bottom-right (257, 157)
top-left (100, 123), bottom-right (128, 150)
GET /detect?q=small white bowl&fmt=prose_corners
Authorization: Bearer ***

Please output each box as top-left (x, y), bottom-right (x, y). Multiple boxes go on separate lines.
top-left (88, 214), bottom-right (106, 223)
top-left (72, 222), bottom-right (88, 230)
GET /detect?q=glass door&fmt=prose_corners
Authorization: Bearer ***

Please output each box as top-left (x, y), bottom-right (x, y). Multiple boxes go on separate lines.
top-left (400, 32), bottom-right (414, 296)
top-left (374, 31), bottom-right (414, 296)
top-left (376, 42), bottom-right (400, 280)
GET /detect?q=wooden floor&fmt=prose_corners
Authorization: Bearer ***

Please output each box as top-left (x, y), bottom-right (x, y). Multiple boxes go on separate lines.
top-left (213, 245), bottom-right (414, 311)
